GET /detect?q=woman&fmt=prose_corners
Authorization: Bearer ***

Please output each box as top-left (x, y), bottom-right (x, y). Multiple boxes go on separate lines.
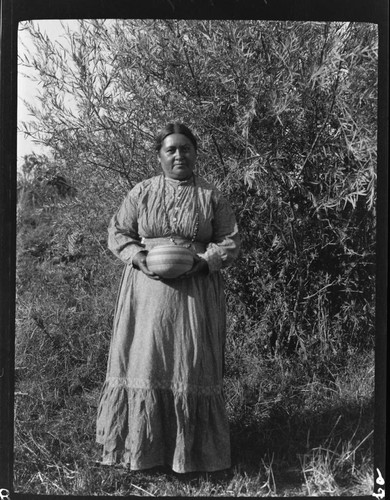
top-left (96, 123), bottom-right (240, 473)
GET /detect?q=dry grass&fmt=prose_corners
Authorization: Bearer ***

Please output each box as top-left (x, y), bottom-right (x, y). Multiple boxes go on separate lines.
top-left (13, 194), bottom-right (375, 496)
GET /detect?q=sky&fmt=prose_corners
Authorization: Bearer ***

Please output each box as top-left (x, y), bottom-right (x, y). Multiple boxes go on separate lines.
top-left (17, 20), bottom-right (80, 166)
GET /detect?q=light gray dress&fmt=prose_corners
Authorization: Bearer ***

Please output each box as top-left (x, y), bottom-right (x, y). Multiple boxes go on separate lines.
top-left (96, 174), bottom-right (240, 473)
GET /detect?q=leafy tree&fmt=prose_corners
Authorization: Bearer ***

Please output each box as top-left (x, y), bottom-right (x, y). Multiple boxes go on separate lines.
top-left (19, 19), bottom-right (377, 357)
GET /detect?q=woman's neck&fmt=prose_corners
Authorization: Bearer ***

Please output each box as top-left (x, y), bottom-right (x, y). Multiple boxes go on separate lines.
top-left (163, 173), bottom-right (195, 182)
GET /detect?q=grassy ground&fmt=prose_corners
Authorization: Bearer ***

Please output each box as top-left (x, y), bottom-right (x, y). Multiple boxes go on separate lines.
top-left (13, 195), bottom-right (374, 496)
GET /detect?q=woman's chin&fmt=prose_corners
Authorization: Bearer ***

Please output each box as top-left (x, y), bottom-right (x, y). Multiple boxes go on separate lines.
top-left (167, 169), bottom-right (193, 180)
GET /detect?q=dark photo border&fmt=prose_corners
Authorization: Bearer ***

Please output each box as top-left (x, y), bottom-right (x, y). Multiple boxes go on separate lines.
top-left (1, 0), bottom-right (387, 498)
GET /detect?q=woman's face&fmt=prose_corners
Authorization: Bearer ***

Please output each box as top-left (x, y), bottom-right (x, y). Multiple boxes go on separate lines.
top-left (158, 133), bottom-right (197, 180)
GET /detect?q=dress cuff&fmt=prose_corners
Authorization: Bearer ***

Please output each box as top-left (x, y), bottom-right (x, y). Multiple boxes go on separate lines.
top-left (115, 244), bottom-right (145, 265)
top-left (197, 248), bottom-right (223, 273)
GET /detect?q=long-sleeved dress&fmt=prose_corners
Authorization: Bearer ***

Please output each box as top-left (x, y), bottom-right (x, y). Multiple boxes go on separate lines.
top-left (96, 174), bottom-right (240, 473)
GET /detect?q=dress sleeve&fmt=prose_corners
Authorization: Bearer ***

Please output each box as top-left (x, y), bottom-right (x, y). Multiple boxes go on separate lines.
top-left (107, 186), bottom-right (146, 264)
top-left (198, 194), bottom-right (240, 273)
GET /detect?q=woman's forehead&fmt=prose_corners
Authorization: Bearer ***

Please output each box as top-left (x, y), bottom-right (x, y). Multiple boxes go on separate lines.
top-left (162, 133), bottom-right (194, 148)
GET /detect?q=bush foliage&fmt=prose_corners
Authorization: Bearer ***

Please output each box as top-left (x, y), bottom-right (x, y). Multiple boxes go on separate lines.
top-left (15, 20), bottom-right (376, 495)
top-left (20, 19), bottom-right (377, 355)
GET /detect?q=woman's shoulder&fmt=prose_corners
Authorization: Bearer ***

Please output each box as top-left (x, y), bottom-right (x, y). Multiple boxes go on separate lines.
top-left (129, 175), bottom-right (161, 195)
top-left (196, 175), bottom-right (219, 192)
top-left (196, 176), bottom-right (236, 215)
top-left (196, 175), bottom-right (225, 201)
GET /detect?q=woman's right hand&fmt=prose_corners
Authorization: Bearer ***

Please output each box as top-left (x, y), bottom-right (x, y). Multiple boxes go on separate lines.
top-left (132, 251), bottom-right (161, 280)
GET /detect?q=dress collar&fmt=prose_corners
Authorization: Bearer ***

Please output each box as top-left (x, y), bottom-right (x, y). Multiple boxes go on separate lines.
top-left (163, 174), bottom-right (195, 186)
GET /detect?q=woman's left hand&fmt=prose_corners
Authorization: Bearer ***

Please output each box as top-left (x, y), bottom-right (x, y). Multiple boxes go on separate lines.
top-left (179, 255), bottom-right (209, 279)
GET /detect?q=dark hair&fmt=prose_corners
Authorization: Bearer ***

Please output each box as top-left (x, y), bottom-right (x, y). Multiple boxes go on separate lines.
top-left (155, 122), bottom-right (198, 152)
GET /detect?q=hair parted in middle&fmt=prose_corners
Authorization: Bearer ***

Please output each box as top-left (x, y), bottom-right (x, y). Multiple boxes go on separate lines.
top-left (155, 122), bottom-right (198, 153)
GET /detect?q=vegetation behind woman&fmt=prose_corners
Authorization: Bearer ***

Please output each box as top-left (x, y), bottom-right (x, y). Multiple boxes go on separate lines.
top-left (14, 20), bottom-right (376, 494)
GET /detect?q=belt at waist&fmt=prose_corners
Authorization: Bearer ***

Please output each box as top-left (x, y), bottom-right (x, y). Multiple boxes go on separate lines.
top-left (141, 237), bottom-right (206, 254)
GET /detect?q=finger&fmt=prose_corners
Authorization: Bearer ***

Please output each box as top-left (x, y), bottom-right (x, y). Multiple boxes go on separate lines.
top-left (179, 262), bottom-right (201, 278)
top-left (139, 262), bottom-right (160, 279)
top-left (145, 272), bottom-right (161, 280)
